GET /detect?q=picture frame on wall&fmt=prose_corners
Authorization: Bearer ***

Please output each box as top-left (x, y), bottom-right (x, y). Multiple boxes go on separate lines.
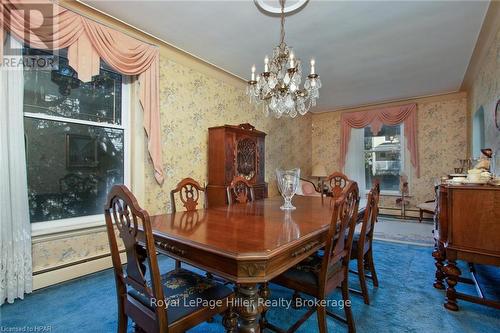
top-left (66, 134), bottom-right (98, 168)
top-left (496, 99), bottom-right (500, 130)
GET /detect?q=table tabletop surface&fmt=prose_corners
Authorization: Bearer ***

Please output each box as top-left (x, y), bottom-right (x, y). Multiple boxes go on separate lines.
top-left (150, 196), bottom-right (366, 258)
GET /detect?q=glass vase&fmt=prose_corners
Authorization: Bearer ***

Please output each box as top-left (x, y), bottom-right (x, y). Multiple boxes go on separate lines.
top-left (276, 168), bottom-right (300, 210)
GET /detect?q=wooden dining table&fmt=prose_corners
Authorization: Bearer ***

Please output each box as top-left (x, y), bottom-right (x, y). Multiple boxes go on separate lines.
top-left (147, 196), bottom-right (366, 333)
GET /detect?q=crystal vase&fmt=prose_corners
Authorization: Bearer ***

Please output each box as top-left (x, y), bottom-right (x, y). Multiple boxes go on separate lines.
top-left (276, 168), bottom-right (300, 210)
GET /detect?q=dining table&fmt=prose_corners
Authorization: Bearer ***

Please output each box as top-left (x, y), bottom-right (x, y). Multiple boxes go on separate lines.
top-left (147, 195), bottom-right (367, 333)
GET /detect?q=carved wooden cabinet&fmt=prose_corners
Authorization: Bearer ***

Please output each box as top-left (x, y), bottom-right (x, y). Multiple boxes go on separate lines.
top-left (207, 123), bottom-right (268, 207)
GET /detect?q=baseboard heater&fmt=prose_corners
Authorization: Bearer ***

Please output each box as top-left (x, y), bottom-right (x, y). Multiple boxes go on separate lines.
top-left (32, 250), bottom-right (126, 290)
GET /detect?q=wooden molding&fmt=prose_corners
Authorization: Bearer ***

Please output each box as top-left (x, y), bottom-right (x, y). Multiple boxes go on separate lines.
top-left (238, 262), bottom-right (267, 277)
top-left (312, 91), bottom-right (467, 115)
top-left (460, 1), bottom-right (500, 91)
top-left (32, 224), bottom-right (106, 243)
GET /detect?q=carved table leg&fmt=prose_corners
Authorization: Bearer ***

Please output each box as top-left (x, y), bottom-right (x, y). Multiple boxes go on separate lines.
top-left (259, 283), bottom-right (270, 328)
top-left (443, 260), bottom-right (461, 311)
top-left (432, 244), bottom-right (445, 290)
top-left (236, 284), bottom-right (261, 333)
top-left (223, 307), bottom-right (238, 333)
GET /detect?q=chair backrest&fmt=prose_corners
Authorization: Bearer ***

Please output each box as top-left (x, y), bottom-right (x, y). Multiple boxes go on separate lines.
top-left (372, 179), bottom-right (381, 219)
top-left (170, 177), bottom-right (206, 212)
top-left (368, 179), bottom-right (381, 219)
top-left (226, 176), bottom-right (254, 204)
top-left (320, 181), bottom-right (360, 290)
top-left (323, 171), bottom-right (349, 199)
top-left (104, 185), bottom-right (168, 331)
top-left (357, 182), bottom-right (380, 256)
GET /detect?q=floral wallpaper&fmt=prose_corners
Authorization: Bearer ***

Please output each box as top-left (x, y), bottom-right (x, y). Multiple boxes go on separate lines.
top-left (408, 96), bottom-right (468, 207)
top-left (311, 112), bottom-right (342, 172)
top-left (311, 94), bottom-right (468, 210)
top-left (32, 55), bottom-right (312, 272)
top-left (469, 23), bottom-right (500, 154)
top-left (32, 230), bottom-right (110, 272)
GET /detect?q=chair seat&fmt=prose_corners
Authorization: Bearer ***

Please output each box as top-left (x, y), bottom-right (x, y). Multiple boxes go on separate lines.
top-left (417, 201), bottom-right (436, 212)
top-left (128, 268), bottom-right (232, 324)
top-left (277, 253), bottom-right (343, 288)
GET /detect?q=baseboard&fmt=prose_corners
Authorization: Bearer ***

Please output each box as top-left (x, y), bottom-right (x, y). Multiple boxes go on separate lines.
top-left (32, 252), bottom-right (127, 290)
top-left (378, 208), bottom-right (431, 219)
top-left (373, 238), bottom-right (434, 247)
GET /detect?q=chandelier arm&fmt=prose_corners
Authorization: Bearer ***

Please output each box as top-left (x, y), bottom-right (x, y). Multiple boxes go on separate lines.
top-left (280, 0), bottom-right (285, 46)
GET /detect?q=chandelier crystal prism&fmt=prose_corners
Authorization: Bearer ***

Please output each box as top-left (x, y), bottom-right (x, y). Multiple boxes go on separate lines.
top-left (246, 0), bottom-right (321, 118)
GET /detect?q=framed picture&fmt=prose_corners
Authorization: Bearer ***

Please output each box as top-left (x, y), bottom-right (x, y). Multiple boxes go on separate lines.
top-left (66, 134), bottom-right (98, 168)
top-left (496, 99), bottom-right (500, 130)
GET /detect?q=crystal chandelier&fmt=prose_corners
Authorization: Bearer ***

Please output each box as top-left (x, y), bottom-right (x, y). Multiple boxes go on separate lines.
top-left (246, 0), bottom-right (321, 118)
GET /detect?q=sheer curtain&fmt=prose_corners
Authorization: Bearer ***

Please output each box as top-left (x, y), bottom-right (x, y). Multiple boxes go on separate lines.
top-left (344, 128), bottom-right (366, 193)
top-left (0, 35), bottom-right (32, 305)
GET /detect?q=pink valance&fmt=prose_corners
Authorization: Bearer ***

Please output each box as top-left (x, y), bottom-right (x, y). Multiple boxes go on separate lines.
top-left (340, 103), bottom-right (420, 177)
top-left (1, 0), bottom-right (164, 184)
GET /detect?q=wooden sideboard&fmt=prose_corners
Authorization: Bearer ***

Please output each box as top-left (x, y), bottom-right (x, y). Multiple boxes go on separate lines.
top-left (433, 183), bottom-right (500, 311)
top-left (206, 123), bottom-right (268, 207)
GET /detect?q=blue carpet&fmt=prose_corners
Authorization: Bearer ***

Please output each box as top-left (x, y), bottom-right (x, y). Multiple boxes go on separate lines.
top-left (1, 241), bottom-right (499, 332)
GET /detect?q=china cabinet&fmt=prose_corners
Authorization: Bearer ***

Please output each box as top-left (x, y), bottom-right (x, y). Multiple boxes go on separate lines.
top-left (207, 123), bottom-right (267, 207)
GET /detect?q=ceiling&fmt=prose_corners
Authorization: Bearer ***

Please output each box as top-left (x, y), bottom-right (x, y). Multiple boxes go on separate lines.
top-left (82, 0), bottom-right (489, 112)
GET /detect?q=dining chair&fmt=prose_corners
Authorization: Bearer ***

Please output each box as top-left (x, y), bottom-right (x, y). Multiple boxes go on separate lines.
top-left (291, 172), bottom-right (350, 310)
top-left (104, 185), bottom-right (236, 333)
top-left (170, 177), bottom-right (207, 213)
top-left (226, 176), bottom-right (254, 204)
top-left (170, 177), bottom-right (206, 269)
top-left (322, 171), bottom-right (349, 199)
top-left (349, 181), bottom-right (380, 305)
top-left (416, 184), bottom-right (438, 222)
top-left (268, 181), bottom-right (360, 333)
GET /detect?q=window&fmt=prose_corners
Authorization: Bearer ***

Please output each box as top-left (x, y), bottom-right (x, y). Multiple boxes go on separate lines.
top-left (23, 47), bottom-right (129, 225)
top-left (345, 124), bottom-right (407, 195)
top-left (363, 125), bottom-right (403, 192)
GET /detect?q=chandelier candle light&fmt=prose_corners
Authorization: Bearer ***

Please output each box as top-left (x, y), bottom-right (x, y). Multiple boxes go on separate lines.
top-left (247, 0), bottom-right (321, 118)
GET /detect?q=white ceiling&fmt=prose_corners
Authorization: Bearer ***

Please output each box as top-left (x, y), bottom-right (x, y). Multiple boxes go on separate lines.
top-left (82, 0), bottom-right (489, 112)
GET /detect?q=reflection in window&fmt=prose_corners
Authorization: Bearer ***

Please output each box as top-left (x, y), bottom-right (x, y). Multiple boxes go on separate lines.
top-left (23, 47), bottom-right (122, 125)
top-left (23, 46), bottom-right (126, 223)
top-left (364, 125), bottom-right (402, 192)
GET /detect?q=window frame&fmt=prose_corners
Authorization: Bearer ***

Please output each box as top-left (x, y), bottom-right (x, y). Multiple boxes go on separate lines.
top-left (362, 124), bottom-right (406, 196)
top-left (28, 76), bottom-right (131, 237)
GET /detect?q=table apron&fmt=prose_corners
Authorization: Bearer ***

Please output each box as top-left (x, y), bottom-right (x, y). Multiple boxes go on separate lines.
top-left (148, 232), bottom-right (328, 284)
